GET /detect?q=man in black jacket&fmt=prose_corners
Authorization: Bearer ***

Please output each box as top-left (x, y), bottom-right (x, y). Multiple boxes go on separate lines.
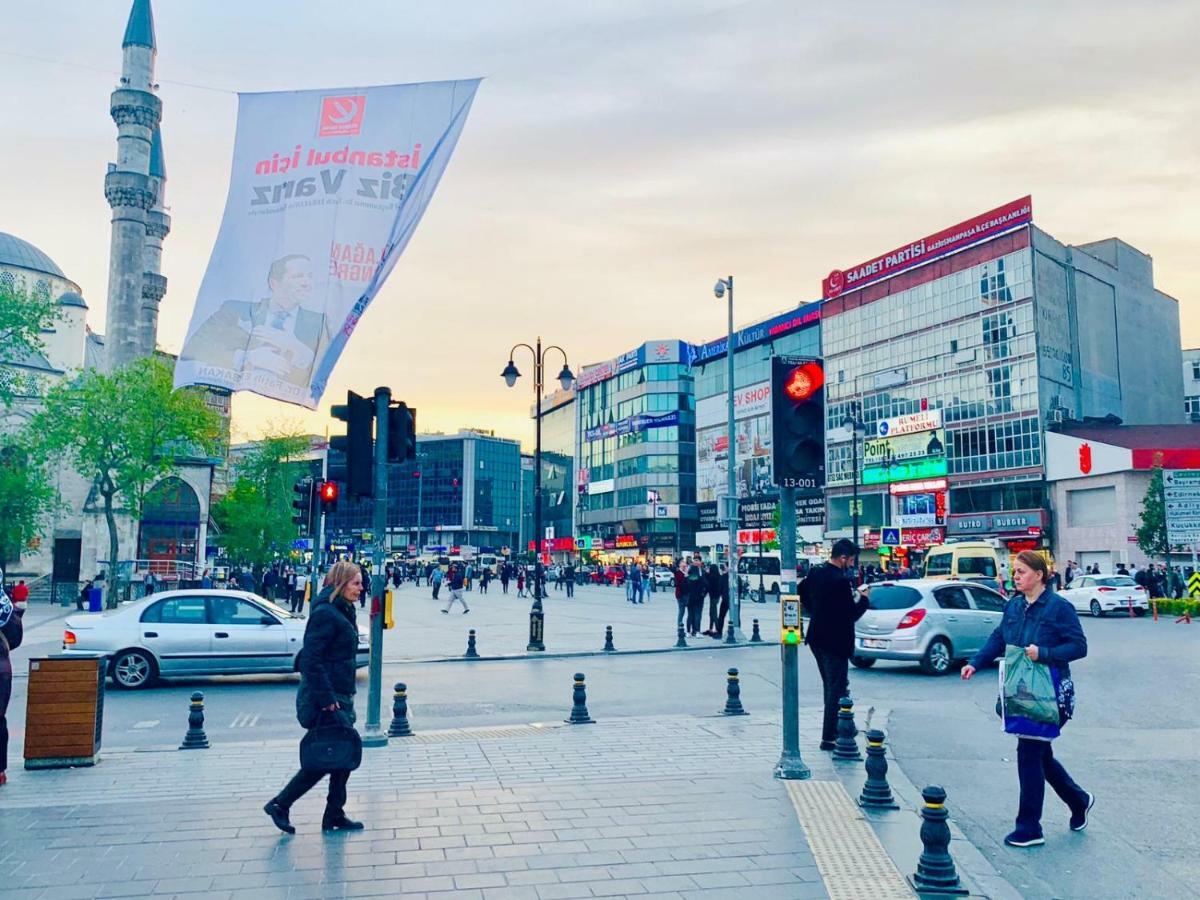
top-left (802, 539), bottom-right (869, 751)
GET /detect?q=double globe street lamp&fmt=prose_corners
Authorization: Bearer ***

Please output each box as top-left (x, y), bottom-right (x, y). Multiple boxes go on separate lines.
top-left (501, 338), bottom-right (574, 627)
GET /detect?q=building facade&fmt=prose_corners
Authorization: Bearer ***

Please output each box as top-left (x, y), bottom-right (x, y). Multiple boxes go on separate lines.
top-left (1185, 348), bottom-right (1200, 422)
top-left (819, 196), bottom-right (1185, 567)
top-left (575, 341), bottom-right (696, 560)
top-left (325, 430), bottom-right (522, 555)
top-left (526, 389), bottom-right (575, 560)
top-left (691, 304), bottom-right (823, 553)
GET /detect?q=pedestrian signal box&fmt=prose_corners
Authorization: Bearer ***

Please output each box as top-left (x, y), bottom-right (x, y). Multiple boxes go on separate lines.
top-left (781, 595), bottom-right (803, 644)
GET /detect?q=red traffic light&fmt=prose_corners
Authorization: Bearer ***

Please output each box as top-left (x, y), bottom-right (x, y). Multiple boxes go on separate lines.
top-left (783, 362), bottom-right (825, 402)
top-left (320, 481), bottom-right (339, 503)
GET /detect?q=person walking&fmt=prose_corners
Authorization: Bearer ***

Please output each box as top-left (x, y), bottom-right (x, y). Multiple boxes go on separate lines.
top-left (517, 567), bottom-right (526, 598)
top-left (962, 550), bottom-right (1091, 848)
top-left (0, 578), bottom-right (25, 786)
top-left (264, 561), bottom-right (364, 833)
top-left (200, 568), bottom-right (213, 589)
top-left (673, 558), bottom-right (688, 632)
top-left (714, 563), bottom-right (731, 637)
top-left (430, 565), bottom-right (443, 601)
top-left (802, 539), bottom-right (869, 752)
top-left (704, 563), bottom-right (722, 637)
top-left (685, 556), bottom-right (707, 637)
top-left (631, 565), bottom-right (644, 604)
top-left (564, 563), bottom-right (575, 598)
top-left (442, 564), bottom-right (470, 614)
top-left (480, 568), bottom-right (491, 595)
top-left (142, 572), bottom-right (156, 598)
top-left (357, 563), bottom-right (371, 609)
top-left (76, 579), bottom-right (93, 612)
top-left (500, 563), bottom-right (511, 595)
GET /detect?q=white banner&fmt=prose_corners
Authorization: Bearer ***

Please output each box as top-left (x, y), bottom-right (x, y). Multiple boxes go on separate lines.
top-left (175, 79), bottom-right (481, 407)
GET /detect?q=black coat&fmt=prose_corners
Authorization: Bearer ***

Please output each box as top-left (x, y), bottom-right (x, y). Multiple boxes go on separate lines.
top-left (801, 563), bottom-right (868, 659)
top-left (296, 587), bottom-right (359, 728)
top-left (0, 606), bottom-right (24, 678)
top-left (706, 566), bottom-right (722, 601)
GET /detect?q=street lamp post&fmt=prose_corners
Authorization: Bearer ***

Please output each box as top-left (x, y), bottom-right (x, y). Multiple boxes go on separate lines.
top-left (414, 451), bottom-right (427, 553)
top-left (842, 401), bottom-right (866, 573)
top-left (714, 276), bottom-right (741, 640)
top-left (502, 338), bottom-right (574, 617)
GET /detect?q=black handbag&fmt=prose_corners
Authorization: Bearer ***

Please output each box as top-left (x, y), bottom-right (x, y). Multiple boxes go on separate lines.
top-left (299, 709), bottom-right (362, 772)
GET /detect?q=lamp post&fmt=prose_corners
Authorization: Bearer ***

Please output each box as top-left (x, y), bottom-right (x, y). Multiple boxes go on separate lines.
top-left (502, 338), bottom-right (574, 613)
top-left (414, 451), bottom-right (428, 554)
top-left (714, 276), bottom-right (741, 639)
top-left (842, 401), bottom-right (866, 571)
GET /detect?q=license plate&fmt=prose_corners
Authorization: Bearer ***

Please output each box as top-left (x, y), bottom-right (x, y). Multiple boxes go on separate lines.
top-left (860, 638), bottom-right (888, 649)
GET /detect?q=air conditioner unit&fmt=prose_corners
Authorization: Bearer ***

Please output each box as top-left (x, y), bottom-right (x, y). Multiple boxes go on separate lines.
top-left (1049, 408), bottom-right (1064, 425)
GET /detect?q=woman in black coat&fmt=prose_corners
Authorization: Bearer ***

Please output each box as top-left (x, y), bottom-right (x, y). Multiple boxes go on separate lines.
top-left (265, 561), bottom-right (364, 833)
top-left (0, 577), bottom-right (25, 786)
top-left (704, 564), bottom-right (723, 637)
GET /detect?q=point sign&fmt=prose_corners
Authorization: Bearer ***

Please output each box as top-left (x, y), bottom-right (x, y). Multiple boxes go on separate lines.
top-left (881, 527), bottom-right (902, 547)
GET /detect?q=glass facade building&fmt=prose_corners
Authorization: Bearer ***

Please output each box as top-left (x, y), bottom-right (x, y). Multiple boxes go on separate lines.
top-left (691, 304), bottom-right (823, 550)
top-left (325, 430), bottom-right (522, 554)
top-left (576, 341), bottom-right (696, 559)
top-left (819, 197), bottom-right (1184, 561)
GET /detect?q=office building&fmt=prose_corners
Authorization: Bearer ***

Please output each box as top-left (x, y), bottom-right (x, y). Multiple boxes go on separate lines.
top-left (1185, 348), bottom-right (1200, 422)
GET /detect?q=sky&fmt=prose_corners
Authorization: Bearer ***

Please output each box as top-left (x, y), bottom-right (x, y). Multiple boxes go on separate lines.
top-left (4, 0), bottom-right (1198, 448)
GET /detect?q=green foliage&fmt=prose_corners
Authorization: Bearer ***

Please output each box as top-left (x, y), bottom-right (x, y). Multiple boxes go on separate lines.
top-left (212, 432), bottom-right (311, 567)
top-left (30, 357), bottom-right (221, 598)
top-left (0, 437), bottom-right (60, 569)
top-left (1135, 467), bottom-right (1173, 561)
top-left (0, 278), bottom-right (61, 405)
top-left (1152, 598), bottom-right (1197, 617)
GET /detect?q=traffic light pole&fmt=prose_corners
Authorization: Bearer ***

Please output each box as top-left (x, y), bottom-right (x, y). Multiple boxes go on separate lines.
top-left (775, 484), bottom-right (809, 779)
top-left (312, 445), bottom-right (328, 605)
top-left (362, 386), bottom-right (391, 748)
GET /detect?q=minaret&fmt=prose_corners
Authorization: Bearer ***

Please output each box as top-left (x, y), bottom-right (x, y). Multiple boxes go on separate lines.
top-left (103, 0), bottom-right (161, 370)
top-left (141, 126), bottom-right (170, 358)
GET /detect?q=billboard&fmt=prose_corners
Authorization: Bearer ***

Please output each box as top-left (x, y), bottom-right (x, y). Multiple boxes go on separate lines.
top-left (822, 196), bottom-right (1032, 299)
top-left (697, 379), bottom-right (774, 504)
top-left (175, 79), bottom-right (480, 408)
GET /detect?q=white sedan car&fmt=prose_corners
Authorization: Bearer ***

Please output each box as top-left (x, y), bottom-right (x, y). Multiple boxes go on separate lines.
top-left (62, 589), bottom-right (369, 689)
top-left (1060, 573), bottom-right (1148, 617)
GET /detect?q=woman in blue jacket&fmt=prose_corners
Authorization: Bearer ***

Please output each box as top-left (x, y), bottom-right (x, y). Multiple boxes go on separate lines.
top-left (962, 550), bottom-right (1093, 848)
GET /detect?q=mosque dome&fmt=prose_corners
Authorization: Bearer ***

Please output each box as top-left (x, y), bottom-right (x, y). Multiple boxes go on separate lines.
top-left (0, 232), bottom-right (66, 278)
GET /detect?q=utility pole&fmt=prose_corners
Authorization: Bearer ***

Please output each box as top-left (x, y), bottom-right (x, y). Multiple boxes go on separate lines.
top-left (312, 445), bottom-right (328, 604)
top-left (361, 387), bottom-right (391, 748)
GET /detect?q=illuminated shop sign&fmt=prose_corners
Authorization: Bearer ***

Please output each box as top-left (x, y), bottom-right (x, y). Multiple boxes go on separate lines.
top-left (861, 457), bottom-right (948, 485)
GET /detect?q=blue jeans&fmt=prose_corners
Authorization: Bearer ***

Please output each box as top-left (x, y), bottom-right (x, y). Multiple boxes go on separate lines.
top-left (1016, 738), bottom-right (1086, 834)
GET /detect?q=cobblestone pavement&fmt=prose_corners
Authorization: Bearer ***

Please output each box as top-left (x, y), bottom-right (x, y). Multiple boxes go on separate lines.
top-left (0, 713), bottom-right (926, 900)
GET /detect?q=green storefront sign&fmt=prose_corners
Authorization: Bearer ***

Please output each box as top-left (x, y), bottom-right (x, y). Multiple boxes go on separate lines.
top-left (861, 456), bottom-right (948, 485)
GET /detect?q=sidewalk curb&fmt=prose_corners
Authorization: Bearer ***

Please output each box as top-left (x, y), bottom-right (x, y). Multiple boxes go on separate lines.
top-left (404, 638), bottom-right (781, 664)
top-left (833, 708), bottom-right (1023, 900)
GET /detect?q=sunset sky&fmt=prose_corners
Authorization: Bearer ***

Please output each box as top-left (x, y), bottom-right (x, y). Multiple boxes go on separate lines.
top-left (4, 0), bottom-right (1198, 448)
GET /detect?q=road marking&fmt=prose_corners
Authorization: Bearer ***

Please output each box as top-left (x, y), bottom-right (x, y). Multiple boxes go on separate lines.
top-left (785, 779), bottom-right (913, 899)
top-left (228, 712), bottom-right (260, 728)
top-left (131, 720), bottom-right (159, 730)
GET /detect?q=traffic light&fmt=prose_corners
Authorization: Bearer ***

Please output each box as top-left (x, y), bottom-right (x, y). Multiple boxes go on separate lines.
top-left (318, 480), bottom-right (339, 513)
top-left (388, 402), bottom-right (416, 462)
top-left (291, 478), bottom-right (314, 533)
top-left (330, 390), bottom-right (374, 497)
top-left (771, 356), bottom-right (826, 491)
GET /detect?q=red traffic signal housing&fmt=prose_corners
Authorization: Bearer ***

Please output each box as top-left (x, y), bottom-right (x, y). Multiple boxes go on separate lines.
top-left (782, 361), bottom-right (825, 402)
top-left (319, 480), bottom-right (340, 509)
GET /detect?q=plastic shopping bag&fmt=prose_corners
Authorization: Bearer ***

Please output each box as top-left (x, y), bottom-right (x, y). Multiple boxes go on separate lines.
top-left (999, 644), bottom-right (1062, 739)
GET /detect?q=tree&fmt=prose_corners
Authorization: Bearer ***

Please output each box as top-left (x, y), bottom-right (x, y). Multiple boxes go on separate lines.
top-left (31, 357), bottom-right (221, 604)
top-left (212, 432), bottom-right (312, 568)
top-left (0, 439), bottom-right (59, 571)
top-left (1135, 466), bottom-right (1176, 568)
top-left (0, 279), bottom-right (60, 406)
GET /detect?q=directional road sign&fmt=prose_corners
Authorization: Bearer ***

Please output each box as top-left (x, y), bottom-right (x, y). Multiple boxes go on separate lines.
top-left (1164, 470), bottom-right (1200, 544)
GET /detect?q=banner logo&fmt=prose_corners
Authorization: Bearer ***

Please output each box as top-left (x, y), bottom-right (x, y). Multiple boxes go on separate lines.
top-left (319, 95), bottom-right (366, 137)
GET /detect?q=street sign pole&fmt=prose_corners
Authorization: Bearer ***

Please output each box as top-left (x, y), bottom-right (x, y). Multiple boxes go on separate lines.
top-left (362, 386), bottom-right (391, 748)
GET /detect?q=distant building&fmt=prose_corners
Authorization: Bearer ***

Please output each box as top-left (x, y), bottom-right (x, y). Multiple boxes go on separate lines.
top-left (1184, 348), bottom-right (1200, 423)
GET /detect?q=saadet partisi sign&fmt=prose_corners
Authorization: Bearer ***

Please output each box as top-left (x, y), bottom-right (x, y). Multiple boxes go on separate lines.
top-left (175, 79), bottom-right (481, 408)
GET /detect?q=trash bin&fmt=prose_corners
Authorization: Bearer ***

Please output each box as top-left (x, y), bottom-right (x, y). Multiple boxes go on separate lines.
top-left (24, 653), bottom-right (106, 769)
top-left (87, 588), bottom-right (102, 612)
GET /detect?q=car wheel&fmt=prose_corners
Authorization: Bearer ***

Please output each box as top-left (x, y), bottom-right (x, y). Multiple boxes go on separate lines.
top-left (111, 649), bottom-right (157, 690)
top-left (920, 638), bottom-right (952, 676)
top-left (1133, 607), bottom-right (1146, 618)
top-left (851, 656), bottom-right (876, 669)
top-left (1090, 599), bottom-right (1104, 618)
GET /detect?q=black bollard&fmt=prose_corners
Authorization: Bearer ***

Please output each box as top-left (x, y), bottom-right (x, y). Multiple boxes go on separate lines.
top-left (603, 625), bottom-right (616, 652)
top-left (750, 619), bottom-right (762, 643)
top-left (832, 695), bottom-right (862, 761)
top-left (465, 629), bottom-right (479, 658)
top-left (527, 604), bottom-right (545, 652)
top-left (179, 691), bottom-right (209, 750)
top-left (388, 682), bottom-right (413, 737)
top-left (675, 625), bottom-right (688, 648)
top-left (858, 729), bottom-right (899, 809)
top-left (566, 673), bottom-right (594, 724)
top-left (724, 620), bottom-right (737, 644)
top-left (722, 667), bottom-right (748, 716)
top-left (908, 785), bottom-right (968, 895)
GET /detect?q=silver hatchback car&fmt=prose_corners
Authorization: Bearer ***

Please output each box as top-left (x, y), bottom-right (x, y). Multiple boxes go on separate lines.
top-left (63, 589), bottom-right (369, 689)
top-left (852, 578), bottom-right (1008, 676)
